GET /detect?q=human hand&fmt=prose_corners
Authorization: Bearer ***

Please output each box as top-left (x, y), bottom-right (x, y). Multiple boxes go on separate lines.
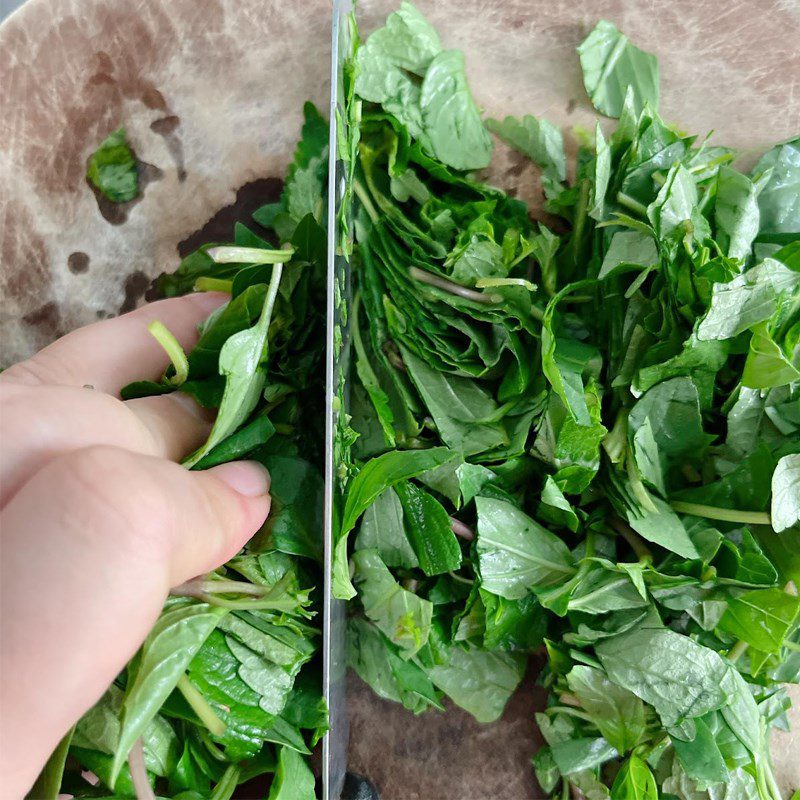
top-left (0, 294), bottom-right (272, 797)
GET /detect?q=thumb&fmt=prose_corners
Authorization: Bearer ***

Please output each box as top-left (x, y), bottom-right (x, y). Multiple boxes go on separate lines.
top-left (0, 445), bottom-right (270, 797)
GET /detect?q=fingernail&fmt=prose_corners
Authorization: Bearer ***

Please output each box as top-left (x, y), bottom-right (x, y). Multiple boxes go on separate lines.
top-left (211, 461), bottom-right (271, 497)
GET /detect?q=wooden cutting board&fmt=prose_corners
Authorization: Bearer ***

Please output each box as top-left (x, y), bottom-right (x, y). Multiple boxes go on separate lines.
top-left (2, 0), bottom-right (798, 796)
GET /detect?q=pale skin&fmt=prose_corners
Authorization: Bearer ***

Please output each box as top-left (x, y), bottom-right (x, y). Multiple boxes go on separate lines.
top-left (0, 292), bottom-right (273, 797)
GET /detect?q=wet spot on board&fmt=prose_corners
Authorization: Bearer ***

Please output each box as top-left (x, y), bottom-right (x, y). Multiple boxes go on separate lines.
top-left (23, 301), bottom-right (63, 339)
top-left (150, 115), bottom-right (180, 135)
top-left (177, 177), bottom-right (284, 257)
top-left (145, 177), bottom-right (284, 302)
top-left (67, 251), bottom-right (90, 274)
top-left (150, 115), bottom-right (187, 182)
top-left (88, 159), bottom-right (164, 225)
top-left (566, 98), bottom-right (577, 114)
top-left (119, 270), bottom-right (150, 313)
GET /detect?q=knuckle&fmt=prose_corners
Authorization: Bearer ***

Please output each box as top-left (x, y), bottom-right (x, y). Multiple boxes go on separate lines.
top-left (54, 446), bottom-right (173, 560)
top-left (0, 358), bottom-right (53, 387)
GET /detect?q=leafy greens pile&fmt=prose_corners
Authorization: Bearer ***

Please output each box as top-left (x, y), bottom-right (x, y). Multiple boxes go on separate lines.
top-left (335, 4), bottom-right (800, 799)
top-left (46, 103), bottom-right (331, 800)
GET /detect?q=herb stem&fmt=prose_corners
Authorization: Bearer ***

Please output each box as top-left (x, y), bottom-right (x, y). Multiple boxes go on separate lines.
top-left (353, 180), bottom-right (380, 223)
top-left (128, 738), bottom-right (156, 800)
top-left (625, 451), bottom-right (658, 514)
top-left (209, 764), bottom-right (241, 800)
top-left (171, 577), bottom-right (271, 598)
top-left (448, 570), bottom-right (474, 586)
top-left (547, 705), bottom-right (594, 723)
top-left (195, 277), bottom-right (233, 293)
top-left (610, 518), bottom-right (653, 562)
top-left (409, 266), bottom-right (501, 305)
top-left (177, 675), bottom-right (227, 736)
top-left (670, 501), bottom-right (771, 526)
top-left (450, 517), bottom-right (475, 541)
top-left (727, 639), bottom-right (749, 663)
top-left (207, 246), bottom-right (292, 265)
top-left (616, 192), bottom-right (648, 217)
top-left (147, 320), bottom-right (189, 387)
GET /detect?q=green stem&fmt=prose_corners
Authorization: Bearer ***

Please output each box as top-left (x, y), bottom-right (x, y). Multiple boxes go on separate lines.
top-left (171, 577), bottom-right (271, 598)
top-left (616, 192), bottom-right (648, 216)
top-left (195, 277), bottom-right (233, 293)
top-left (177, 675), bottom-right (227, 736)
top-left (353, 179), bottom-right (379, 223)
top-left (670, 501), bottom-right (771, 526)
top-left (209, 764), bottom-right (241, 800)
top-left (148, 320), bottom-right (189, 387)
top-left (546, 705), bottom-right (594, 723)
top-left (409, 266), bottom-right (501, 305)
top-left (626, 449), bottom-right (658, 514)
top-left (448, 570), bottom-right (474, 586)
top-left (610, 517), bottom-right (653, 563)
top-left (128, 738), bottom-right (156, 800)
top-left (727, 639), bottom-right (749, 663)
top-left (206, 246), bottom-right (292, 265)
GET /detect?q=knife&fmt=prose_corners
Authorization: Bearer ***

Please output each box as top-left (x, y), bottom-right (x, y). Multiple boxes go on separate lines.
top-left (323, 1), bottom-right (356, 797)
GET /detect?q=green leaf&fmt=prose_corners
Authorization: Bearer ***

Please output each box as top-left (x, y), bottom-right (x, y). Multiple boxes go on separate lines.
top-left (340, 446), bottom-right (456, 541)
top-left (532, 747), bottom-right (560, 794)
top-left (566, 665), bottom-right (646, 753)
top-left (534, 386), bottom-right (607, 493)
top-left (348, 618), bottom-right (441, 713)
top-left (267, 745), bottom-right (316, 800)
top-left (742, 320), bottom-right (800, 389)
top-left (251, 455), bottom-right (323, 561)
top-left (26, 726), bottom-right (74, 800)
top-left (670, 716), bottom-right (728, 784)
top-left (112, 600), bottom-right (226, 782)
top-left (86, 128), bottom-right (139, 202)
top-left (626, 496), bottom-right (699, 560)
top-left (419, 49), bottom-right (492, 170)
top-left (486, 115), bottom-right (566, 197)
top-left (184, 264), bottom-right (284, 468)
top-left (481, 590), bottom-right (546, 651)
top-left (475, 496), bottom-right (575, 599)
top-left (595, 623), bottom-right (731, 732)
top-left (599, 230), bottom-right (659, 280)
top-left (718, 587), bottom-right (800, 653)
top-left (628, 377), bottom-right (712, 458)
top-left (772, 453), bottom-right (800, 532)
top-left (537, 475), bottom-right (580, 532)
top-left (73, 685), bottom-right (179, 777)
top-left (567, 564), bottom-right (648, 615)
top-left (192, 415), bottom-right (275, 469)
top-left (753, 137), bottom-right (800, 234)
top-left (283, 102), bottom-right (329, 223)
top-left (610, 756), bottom-right (658, 800)
top-left (394, 480), bottom-right (461, 575)
top-left (647, 164), bottom-right (702, 244)
top-left (696, 258), bottom-right (799, 341)
top-left (550, 737), bottom-right (618, 775)
top-left (577, 20), bottom-right (659, 118)
top-left (355, 487), bottom-right (419, 569)
top-left (188, 285), bottom-right (267, 377)
top-left (715, 166), bottom-right (764, 260)
top-left (355, 2), bottom-right (442, 139)
top-left (427, 642), bottom-right (526, 723)
top-left (402, 347), bottom-right (508, 456)
top-left (352, 549), bottom-right (433, 657)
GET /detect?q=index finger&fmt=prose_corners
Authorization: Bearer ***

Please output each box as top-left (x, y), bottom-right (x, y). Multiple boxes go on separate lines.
top-left (1, 292), bottom-right (227, 395)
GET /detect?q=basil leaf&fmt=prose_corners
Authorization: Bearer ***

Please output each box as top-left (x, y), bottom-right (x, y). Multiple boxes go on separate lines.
top-left (475, 496), bottom-right (575, 600)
